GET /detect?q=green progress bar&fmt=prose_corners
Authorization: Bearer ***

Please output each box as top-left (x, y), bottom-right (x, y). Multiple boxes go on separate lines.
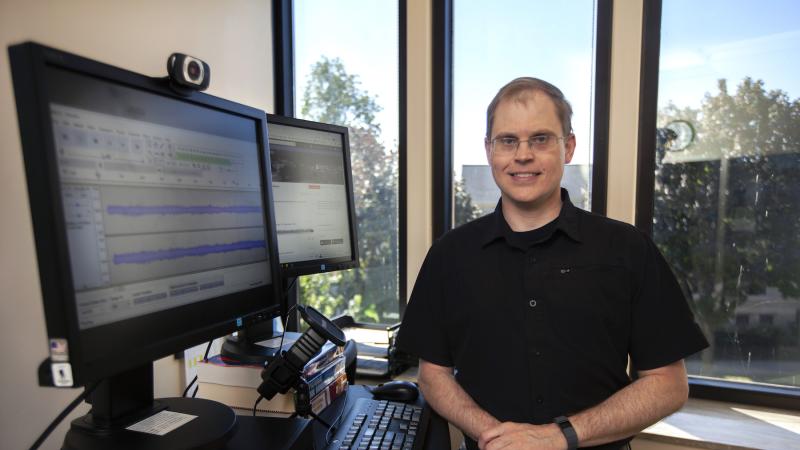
top-left (175, 152), bottom-right (231, 166)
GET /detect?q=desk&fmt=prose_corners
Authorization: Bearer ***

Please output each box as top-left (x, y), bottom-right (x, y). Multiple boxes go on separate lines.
top-left (224, 415), bottom-right (313, 450)
top-left (223, 384), bottom-right (450, 449)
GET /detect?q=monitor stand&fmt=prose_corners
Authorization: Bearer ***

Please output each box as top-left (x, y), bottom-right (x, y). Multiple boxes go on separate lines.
top-left (220, 319), bottom-right (284, 365)
top-left (220, 276), bottom-right (298, 365)
top-left (63, 363), bottom-right (236, 450)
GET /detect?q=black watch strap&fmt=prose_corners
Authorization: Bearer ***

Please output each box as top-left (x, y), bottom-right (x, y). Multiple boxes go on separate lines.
top-left (554, 416), bottom-right (578, 450)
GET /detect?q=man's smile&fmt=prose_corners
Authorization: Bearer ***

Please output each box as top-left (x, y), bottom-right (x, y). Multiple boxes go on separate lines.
top-left (509, 170), bottom-right (542, 179)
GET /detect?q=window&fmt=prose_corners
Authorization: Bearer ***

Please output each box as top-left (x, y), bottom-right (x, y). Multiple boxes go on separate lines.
top-left (735, 314), bottom-right (749, 327)
top-left (448, 0), bottom-right (606, 228)
top-left (285, 0), bottom-right (403, 323)
top-left (643, 0), bottom-right (800, 396)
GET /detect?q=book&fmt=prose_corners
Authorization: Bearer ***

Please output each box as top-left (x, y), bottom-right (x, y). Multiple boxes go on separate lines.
top-left (293, 368), bottom-right (348, 416)
top-left (196, 335), bottom-right (342, 389)
top-left (253, 331), bottom-right (342, 376)
top-left (195, 381), bottom-right (294, 416)
top-left (304, 354), bottom-right (346, 398)
top-left (308, 370), bottom-right (348, 415)
top-left (196, 356), bottom-right (262, 388)
top-left (302, 340), bottom-right (343, 378)
top-left (196, 356), bottom-right (347, 417)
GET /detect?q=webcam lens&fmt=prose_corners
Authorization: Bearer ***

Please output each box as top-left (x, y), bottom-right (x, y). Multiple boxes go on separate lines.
top-left (187, 61), bottom-right (201, 80)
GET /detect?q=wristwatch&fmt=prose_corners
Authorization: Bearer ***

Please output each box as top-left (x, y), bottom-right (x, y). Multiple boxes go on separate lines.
top-left (554, 416), bottom-right (578, 450)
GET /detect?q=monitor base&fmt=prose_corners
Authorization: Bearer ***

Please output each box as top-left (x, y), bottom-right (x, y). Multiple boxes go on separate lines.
top-left (63, 397), bottom-right (236, 450)
top-left (221, 334), bottom-right (281, 365)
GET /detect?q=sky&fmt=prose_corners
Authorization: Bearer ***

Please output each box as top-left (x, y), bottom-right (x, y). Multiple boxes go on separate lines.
top-left (291, 0), bottom-right (800, 177)
top-left (293, 0), bottom-right (399, 150)
top-left (658, 0), bottom-right (800, 109)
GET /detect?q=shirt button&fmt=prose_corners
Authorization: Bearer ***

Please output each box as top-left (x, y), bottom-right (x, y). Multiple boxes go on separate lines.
top-left (535, 395), bottom-right (544, 404)
top-left (534, 350), bottom-right (542, 357)
top-left (529, 299), bottom-right (537, 308)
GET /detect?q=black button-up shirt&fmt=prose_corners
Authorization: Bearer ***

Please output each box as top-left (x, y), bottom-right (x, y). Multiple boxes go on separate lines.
top-left (397, 189), bottom-right (708, 450)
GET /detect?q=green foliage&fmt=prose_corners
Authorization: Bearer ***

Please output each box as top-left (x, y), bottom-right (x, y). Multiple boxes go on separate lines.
top-left (655, 77), bottom-right (800, 365)
top-left (298, 57), bottom-right (399, 323)
top-left (301, 57), bottom-right (381, 134)
top-left (454, 177), bottom-right (483, 227)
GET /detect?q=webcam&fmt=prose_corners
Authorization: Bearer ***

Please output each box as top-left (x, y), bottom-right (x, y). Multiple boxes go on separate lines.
top-left (167, 53), bottom-right (210, 91)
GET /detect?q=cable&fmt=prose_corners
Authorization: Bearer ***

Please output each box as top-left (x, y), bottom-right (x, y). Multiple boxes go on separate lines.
top-left (202, 339), bottom-right (213, 362)
top-left (277, 304), bottom-right (298, 355)
top-left (29, 381), bottom-right (100, 450)
top-left (182, 376), bottom-right (197, 398)
top-left (284, 276), bottom-right (297, 297)
top-left (253, 395), bottom-right (264, 416)
top-left (182, 339), bottom-right (214, 397)
top-left (325, 388), bottom-right (350, 445)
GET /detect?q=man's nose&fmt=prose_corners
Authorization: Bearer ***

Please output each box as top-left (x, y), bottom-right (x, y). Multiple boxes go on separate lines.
top-left (513, 142), bottom-right (536, 160)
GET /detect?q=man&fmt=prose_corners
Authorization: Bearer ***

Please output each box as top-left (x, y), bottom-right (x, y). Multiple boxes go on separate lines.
top-left (396, 77), bottom-right (708, 450)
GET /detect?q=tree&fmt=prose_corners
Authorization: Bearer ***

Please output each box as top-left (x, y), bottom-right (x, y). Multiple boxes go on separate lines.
top-left (655, 77), bottom-right (800, 375)
top-left (454, 177), bottom-right (483, 227)
top-left (298, 57), bottom-right (398, 323)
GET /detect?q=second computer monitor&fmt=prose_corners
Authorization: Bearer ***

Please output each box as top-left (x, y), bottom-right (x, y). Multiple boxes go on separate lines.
top-left (267, 115), bottom-right (360, 277)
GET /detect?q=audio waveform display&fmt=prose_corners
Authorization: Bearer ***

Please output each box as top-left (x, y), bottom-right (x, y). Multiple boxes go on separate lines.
top-left (107, 204), bottom-right (262, 216)
top-left (113, 240), bottom-right (266, 265)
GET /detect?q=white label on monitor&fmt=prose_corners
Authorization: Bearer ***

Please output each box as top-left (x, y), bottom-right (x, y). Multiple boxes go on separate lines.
top-left (127, 410), bottom-right (197, 436)
top-left (51, 363), bottom-right (74, 387)
top-left (49, 338), bottom-right (69, 362)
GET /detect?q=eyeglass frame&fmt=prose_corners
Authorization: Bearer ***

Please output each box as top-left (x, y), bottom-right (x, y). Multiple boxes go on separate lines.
top-left (486, 133), bottom-right (573, 155)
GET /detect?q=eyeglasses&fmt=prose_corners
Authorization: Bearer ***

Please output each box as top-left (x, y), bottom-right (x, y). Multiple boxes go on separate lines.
top-left (489, 133), bottom-right (570, 155)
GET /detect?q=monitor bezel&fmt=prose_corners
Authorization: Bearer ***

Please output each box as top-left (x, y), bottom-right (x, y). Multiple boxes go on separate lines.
top-left (266, 113), bottom-right (361, 278)
top-left (9, 42), bottom-right (284, 386)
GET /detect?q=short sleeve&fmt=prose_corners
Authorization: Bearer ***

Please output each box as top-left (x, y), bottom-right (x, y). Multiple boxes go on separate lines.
top-left (629, 232), bottom-right (709, 371)
top-left (395, 242), bottom-right (454, 367)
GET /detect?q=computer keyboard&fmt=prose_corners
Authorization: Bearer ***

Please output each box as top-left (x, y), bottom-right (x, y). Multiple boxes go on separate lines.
top-left (325, 397), bottom-right (430, 450)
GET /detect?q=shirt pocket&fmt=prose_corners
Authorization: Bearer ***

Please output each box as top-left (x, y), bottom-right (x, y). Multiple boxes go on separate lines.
top-left (541, 264), bottom-right (631, 353)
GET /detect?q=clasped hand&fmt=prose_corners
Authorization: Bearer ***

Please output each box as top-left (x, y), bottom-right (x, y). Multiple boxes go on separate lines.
top-left (478, 422), bottom-right (567, 450)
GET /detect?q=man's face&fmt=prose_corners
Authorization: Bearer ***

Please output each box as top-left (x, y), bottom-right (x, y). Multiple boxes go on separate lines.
top-left (484, 91), bottom-right (575, 210)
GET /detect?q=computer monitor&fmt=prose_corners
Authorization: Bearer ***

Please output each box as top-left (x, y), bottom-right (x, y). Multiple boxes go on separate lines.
top-left (267, 114), bottom-right (360, 277)
top-left (219, 115), bottom-right (360, 363)
top-left (9, 42), bottom-right (282, 449)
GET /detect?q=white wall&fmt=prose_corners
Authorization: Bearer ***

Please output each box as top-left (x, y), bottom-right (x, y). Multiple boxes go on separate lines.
top-left (0, 1), bottom-right (273, 448)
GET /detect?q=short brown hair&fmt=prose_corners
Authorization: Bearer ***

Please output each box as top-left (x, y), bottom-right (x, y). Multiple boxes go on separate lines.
top-left (485, 77), bottom-right (573, 138)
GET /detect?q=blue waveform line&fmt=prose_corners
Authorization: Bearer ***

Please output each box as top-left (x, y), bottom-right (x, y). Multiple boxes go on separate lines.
top-left (106, 204), bottom-right (262, 216)
top-left (113, 239), bottom-right (266, 265)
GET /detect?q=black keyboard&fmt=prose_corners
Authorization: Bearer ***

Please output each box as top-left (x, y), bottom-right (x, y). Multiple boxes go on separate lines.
top-left (325, 398), bottom-right (430, 450)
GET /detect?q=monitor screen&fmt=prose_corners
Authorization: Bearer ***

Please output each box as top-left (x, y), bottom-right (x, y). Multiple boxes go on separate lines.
top-left (267, 115), bottom-right (359, 276)
top-left (10, 43), bottom-right (282, 386)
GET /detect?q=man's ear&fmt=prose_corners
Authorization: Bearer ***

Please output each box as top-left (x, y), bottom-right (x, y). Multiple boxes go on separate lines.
top-left (484, 138), bottom-right (492, 162)
top-left (564, 134), bottom-right (576, 164)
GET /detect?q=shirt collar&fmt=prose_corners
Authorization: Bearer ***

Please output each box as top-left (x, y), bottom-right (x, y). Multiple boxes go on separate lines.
top-left (481, 188), bottom-right (583, 247)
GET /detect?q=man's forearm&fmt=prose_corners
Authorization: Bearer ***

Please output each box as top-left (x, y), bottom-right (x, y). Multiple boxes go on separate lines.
top-left (570, 360), bottom-right (689, 447)
top-left (418, 361), bottom-right (500, 441)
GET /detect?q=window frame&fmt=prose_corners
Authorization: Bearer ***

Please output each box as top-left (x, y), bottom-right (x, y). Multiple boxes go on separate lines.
top-left (635, 0), bottom-right (800, 411)
top-left (272, 0), bottom-right (408, 324)
top-left (432, 0), bottom-right (613, 239)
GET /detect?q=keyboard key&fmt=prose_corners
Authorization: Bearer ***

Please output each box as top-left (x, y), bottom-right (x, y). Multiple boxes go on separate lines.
top-left (326, 397), bottom-right (428, 450)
